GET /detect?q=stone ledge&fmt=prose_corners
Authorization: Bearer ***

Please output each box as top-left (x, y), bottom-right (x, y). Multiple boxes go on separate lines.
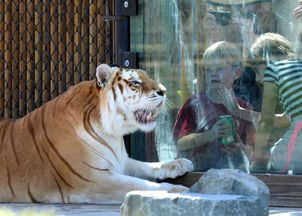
top-left (121, 191), bottom-right (259, 216)
top-left (0, 203), bottom-right (301, 215)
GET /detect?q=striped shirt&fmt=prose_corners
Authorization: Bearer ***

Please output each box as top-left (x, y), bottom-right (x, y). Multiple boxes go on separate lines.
top-left (264, 59), bottom-right (302, 120)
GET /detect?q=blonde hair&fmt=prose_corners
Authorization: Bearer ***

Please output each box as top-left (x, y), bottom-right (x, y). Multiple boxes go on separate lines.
top-left (250, 33), bottom-right (295, 63)
top-left (203, 41), bottom-right (242, 68)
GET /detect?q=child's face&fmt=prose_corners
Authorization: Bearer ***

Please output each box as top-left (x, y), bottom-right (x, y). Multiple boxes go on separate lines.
top-left (205, 59), bottom-right (241, 89)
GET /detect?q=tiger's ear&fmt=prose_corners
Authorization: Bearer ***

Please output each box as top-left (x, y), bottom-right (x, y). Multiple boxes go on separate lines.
top-left (96, 64), bottom-right (113, 88)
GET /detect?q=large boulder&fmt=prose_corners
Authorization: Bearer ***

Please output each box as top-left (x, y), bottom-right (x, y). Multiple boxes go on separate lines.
top-left (121, 190), bottom-right (259, 216)
top-left (121, 169), bottom-right (270, 216)
top-left (190, 169), bottom-right (270, 216)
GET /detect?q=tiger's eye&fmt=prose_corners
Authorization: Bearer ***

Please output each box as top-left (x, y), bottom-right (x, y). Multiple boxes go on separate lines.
top-left (131, 80), bottom-right (142, 86)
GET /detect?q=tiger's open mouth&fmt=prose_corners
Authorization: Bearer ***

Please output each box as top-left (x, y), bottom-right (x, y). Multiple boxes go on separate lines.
top-left (134, 109), bottom-right (158, 124)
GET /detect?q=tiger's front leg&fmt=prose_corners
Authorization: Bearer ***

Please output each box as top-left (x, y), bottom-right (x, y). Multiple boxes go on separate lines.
top-left (69, 171), bottom-right (189, 204)
top-left (125, 158), bottom-right (194, 180)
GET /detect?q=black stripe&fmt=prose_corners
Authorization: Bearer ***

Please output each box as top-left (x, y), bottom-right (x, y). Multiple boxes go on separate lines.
top-left (291, 110), bottom-right (302, 119)
top-left (282, 87), bottom-right (302, 104)
top-left (79, 136), bottom-right (115, 168)
top-left (27, 184), bottom-right (40, 203)
top-left (112, 87), bottom-right (116, 100)
top-left (9, 121), bottom-right (19, 166)
top-left (283, 94), bottom-right (302, 111)
top-left (273, 59), bottom-right (302, 67)
top-left (278, 69), bottom-right (302, 80)
top-left (83, 105), bottom-right (119, 163)
top-left (41, 107), bottom-right (93, 183)
top-left (82, 161), bottom-right (110, 172)
top-left (275, 63), bottom-right (302, 72)
top-left (6, 160), bottom-right (15, 197)
top-left (263, 67), bottom-right (275, 79)
top-left (42, 149), bottom-right (73, 188)
top-left (53, 174), bottom-right (65, 203)
top-left (27, 115), bottom-right (44, 163)
top-left (279, 76), bottom-right (302, 96)
top-left (118, 83), bottom-right (123, 94)
top-left (287, 101), bottom-right (302, 114)
top-left (63, 94), bottom-right (77, 110)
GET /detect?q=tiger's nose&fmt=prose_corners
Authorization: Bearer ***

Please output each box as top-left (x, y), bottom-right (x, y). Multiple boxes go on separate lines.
top-left (157, 83), bottom-right (166, 96)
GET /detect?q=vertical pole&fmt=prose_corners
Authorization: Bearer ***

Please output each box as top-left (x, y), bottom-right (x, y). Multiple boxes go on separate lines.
top-left (113, 0), bottom-right (137, 156)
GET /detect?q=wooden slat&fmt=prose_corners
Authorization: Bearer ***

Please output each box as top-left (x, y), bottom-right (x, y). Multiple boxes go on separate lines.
top-left (34, 0), bottom-right (43, 108)
top-left (0, 1), bottom-right (5, 116)
top-left (50, 0), bottom-right (59, 98)
top-left (19, 0), bottom-right (27, 117)
top-left (66, 0), bottom-right (74, 87)
top-left (270, 196), bottom-right (302, 208)
top-left (58, 0), bottom-right (66, 93)
top-left (4, 0), bottom-right (12, 118)
top-left (81, 0), bottom-right (90, 81)
top-left (97, 0), bottom-right (105, 64)
top-left (11, 0), bottom-right (20, 118)
top-left (42, 0), bottom-right (51, 103)
top-left (73, 0), bottom-right (81, 84)
top-left (89, 0), bottom-right (97, 78)
top-left (26, 0), bottom-right (35, 112)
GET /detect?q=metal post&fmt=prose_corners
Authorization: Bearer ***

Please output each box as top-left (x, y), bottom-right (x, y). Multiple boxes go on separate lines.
top-left (113, 0), bottom-right (137, 68)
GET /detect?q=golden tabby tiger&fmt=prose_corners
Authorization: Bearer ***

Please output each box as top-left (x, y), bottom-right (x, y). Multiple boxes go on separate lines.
top-left (0, 64), bottom-right (193, 203)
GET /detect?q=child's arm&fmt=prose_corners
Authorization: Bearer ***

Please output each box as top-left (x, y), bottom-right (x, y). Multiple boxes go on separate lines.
top-left (177, 131), bottom-right (215, 150)
top-left (177, 118), bottom-right (232, 150)
top-left (251, 82), bottom-right (279, 172)
top-left (215, 86), bottom-right (290, 128)
top-left (215, 86), bottom-right (260, 126)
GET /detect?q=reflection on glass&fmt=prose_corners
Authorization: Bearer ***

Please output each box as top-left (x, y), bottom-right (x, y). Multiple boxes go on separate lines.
top-left (173, 41), bottom-right (254, 172)
top-left (250, 33), bottom-right (300, 174)
top-left (130, 0), bottom-right (302, 174)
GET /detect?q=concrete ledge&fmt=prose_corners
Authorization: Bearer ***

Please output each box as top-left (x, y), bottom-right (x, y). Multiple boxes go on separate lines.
top-left (121, 191), bottom-right (259, 216)
top-left (0, 203), bottom-right (301, 216)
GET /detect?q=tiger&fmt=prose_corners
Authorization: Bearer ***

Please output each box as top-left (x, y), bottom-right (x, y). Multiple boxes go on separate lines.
top-left (0, 63), bottom-right (193, 204)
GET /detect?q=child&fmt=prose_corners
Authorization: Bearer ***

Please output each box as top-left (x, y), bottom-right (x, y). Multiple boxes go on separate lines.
top-left (173, 41), bottom-right (255, 172)
top-left (250, 33), bottom-right (302, 173)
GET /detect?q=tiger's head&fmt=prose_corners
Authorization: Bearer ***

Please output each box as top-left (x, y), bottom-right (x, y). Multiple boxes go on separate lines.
top-left (96, 64), bottom-right (166, 136)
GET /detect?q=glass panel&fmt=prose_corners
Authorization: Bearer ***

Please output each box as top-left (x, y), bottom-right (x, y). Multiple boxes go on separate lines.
top-left (130, 0), bottom-right (302, 174)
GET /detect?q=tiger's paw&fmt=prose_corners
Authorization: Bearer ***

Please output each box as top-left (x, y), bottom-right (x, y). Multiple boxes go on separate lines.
top-left (157, 158), bottom-right (193, 180)
top-left (159, 182), bottom-right (189, 193)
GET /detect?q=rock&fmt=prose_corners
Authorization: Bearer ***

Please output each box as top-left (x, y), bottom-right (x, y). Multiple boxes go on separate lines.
top-left (190, 169), bottom-right (270, 216)
top-left (120, 169), bottom-right (270, 216)
top-left (120, 190), bottom-right (258, 216)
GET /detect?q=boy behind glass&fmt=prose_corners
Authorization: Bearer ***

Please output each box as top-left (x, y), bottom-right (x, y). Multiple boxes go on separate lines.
top-left (173, 41), bottom-right (255, 172)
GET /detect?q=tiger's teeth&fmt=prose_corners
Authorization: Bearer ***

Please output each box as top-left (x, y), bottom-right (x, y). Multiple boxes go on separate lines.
top-left (147, 112), bottom-right (152, 119)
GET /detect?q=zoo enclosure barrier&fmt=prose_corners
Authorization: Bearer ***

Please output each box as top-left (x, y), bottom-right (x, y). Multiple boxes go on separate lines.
top-left (0, 0), bottom-right (113, 118)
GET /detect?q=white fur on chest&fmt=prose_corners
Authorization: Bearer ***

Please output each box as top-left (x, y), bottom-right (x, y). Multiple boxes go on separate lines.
top-left (76, 127), bottom-right (129, 173)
